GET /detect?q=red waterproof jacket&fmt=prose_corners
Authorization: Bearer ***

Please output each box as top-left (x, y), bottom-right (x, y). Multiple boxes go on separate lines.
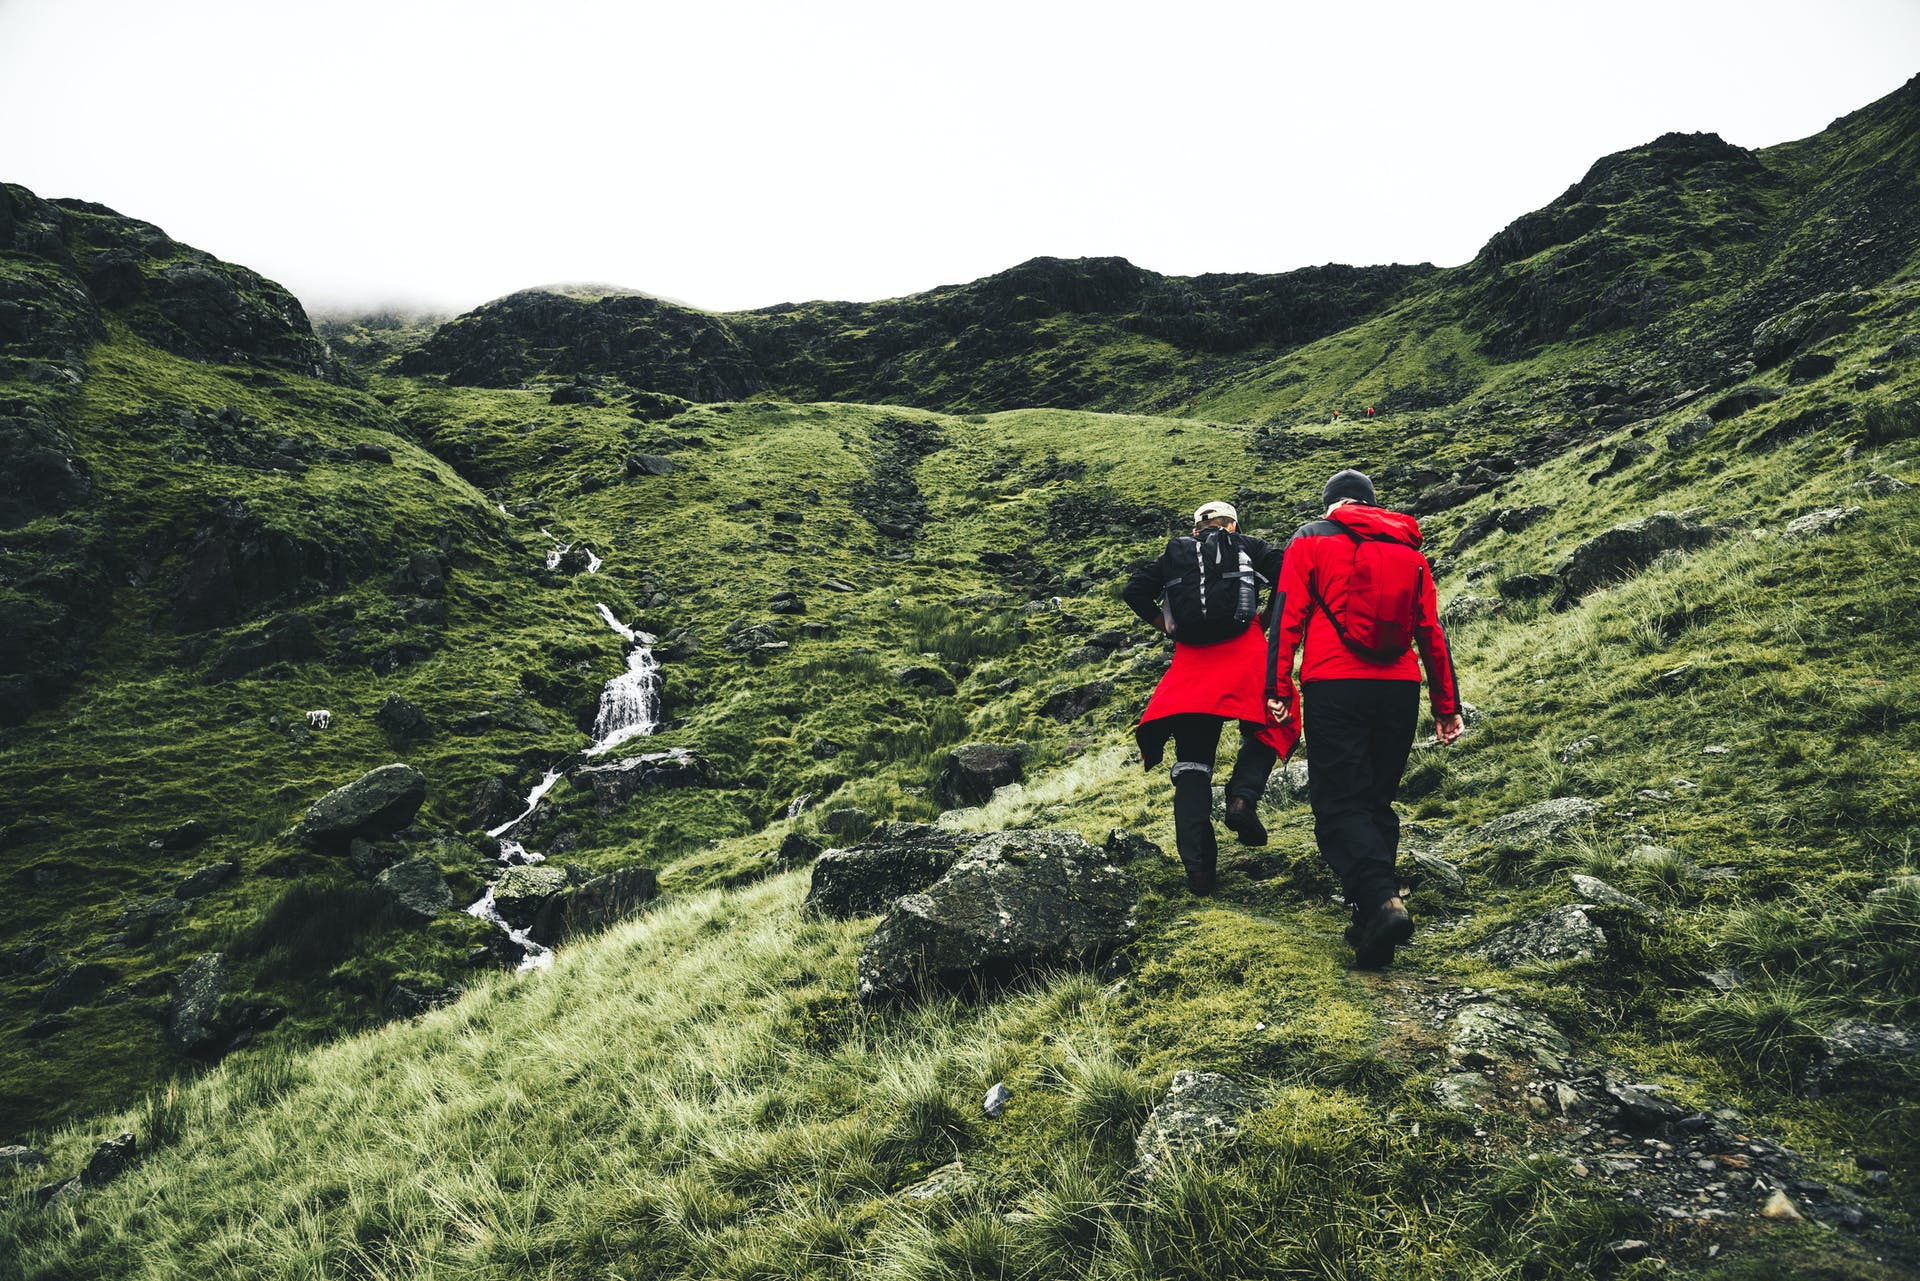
top-left (1134, 621), bottom-right (1300, 765)
top-left (1269, 504), bottom-right (1460, 716)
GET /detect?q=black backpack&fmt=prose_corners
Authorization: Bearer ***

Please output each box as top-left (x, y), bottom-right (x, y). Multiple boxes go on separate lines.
top-left (1160, 529), bottom-right (1264, 645)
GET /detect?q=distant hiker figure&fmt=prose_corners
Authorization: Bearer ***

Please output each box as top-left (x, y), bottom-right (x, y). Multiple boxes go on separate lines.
top-left (1366, 407), bottom-right (1375, 418)
top-left (1124, 501), bottom-right (1298, 894)
top-left (1265, 470), bottom-right (1462, 966)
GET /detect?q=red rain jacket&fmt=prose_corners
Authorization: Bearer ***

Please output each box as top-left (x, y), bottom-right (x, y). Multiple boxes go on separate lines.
top-left (1133, 621), bottom-right (1300, 765)
top-left (1268, 505), bottom-right (1460, 716)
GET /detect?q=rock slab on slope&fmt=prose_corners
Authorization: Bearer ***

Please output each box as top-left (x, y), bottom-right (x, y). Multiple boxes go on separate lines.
top-left (857, 828), bottom-right (1138, 1005)
top-left (1477, 905), bottom-right (1609, 964)
top-left (1553, 512), bottom-right (1721, 603)
top-left (167, 952), bottom-right (229, 1053)
top-left (1470, 797), bottom-right (1600, 847)
top-left (297, 763), bottom-right (426, 850)
top-left (1133, 1070), bottom-right (1260, 1178)
top-left (806, 824), bottom-right (985, 920)
top-left (375, 855), bottom-right (455, 922)
top-left (933, 742), bottom-right (1026, 809)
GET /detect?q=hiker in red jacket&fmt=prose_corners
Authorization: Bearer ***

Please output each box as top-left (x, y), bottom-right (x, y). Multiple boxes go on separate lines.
top-left (1124, 500), bottom-right (1299, 894)
top-left (1265, 469), bottom-right (1462, 966)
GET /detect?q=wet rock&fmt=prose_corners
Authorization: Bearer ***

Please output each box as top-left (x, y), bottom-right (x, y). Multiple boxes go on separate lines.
top-left (383, 983), bottom-right (462, 1019)
top-left (573, 749), bottom-right (714, 813)
top-left (492, 865), bottom-right (573, 930)
top-left (297, 763), bottom-right (427, 851)
top-left (894, 665), bottom-right (956, 696)
top-left (1571, 873), bottom-right (1662, 922)
top-left (1133, 1070), bottom-right (1259, 1178)
top-left (1781, 506), bottom-right (1863, 542)
top-left (167, 952), bottom-right (229, 1053)
top-left (806, 826), bottom-right (984, 919)
top-left (1476, 906), bottom-right (1608, 965)
top-left (1470, 797), bottom-right (1599, 847)
top-left (470, 776), bottom-right (518, 831)
top-left (40, 962), bottom-right (115, 1013)
top-left (1433, 1071), bottom-right (1495, 1113)
top-left (857, 828), bottom-right (1138, 1005)
top-left (81, 1133), bottom-right (136, 1187)
top-left (529, 866), bottom-right (659, 947)
top-left (375, 855), bottom-right (455, 922)
top-left (1448, 1001), bottom-right (1573, 1073)
top-left (374, 695), bottom-right (432, 739)
top-left (1553, 512), bottom-right (1721, 603)
top-left (176, 861), bottom-right (238, 900)
top-left (934, 742), bottom-right (1026, 808)
top-left (1040, 680), bottom-right (1112, 722)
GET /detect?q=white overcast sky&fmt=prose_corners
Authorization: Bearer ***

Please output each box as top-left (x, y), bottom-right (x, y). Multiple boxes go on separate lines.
top-left (2, 1), bottom-right (1917, 316)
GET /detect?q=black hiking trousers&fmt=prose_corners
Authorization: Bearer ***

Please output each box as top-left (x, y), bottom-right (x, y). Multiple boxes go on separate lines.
top-left (1303, 679), bottom-right (1421, 918)
top-left (1162, 713), bottom-right (1278, 884)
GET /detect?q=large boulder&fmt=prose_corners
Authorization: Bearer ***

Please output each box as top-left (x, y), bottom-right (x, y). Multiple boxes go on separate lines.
top-left (1132, 1070), bottom-right (1260, 1179)
top-left (572, 749), bottom-right (714, 814)
top-left (1553, 512), bottom-right (1721, 604)
top-left (166, 952), bottom-right (229, 1053)
top-left (856, 828), bottom-right (1138, 1005)
top-left (492, 864), bottom-right (572, 930)
top-left (806, 824), bottom-right (984, 919)
top-left (374, 855), bottom-right (455, 922)
top-left (297, 763), bottom-right (426, 851)
top-left (529, 866), bottom-right (659, 946)
top-left (933, 743), bottom-right (1026, 809)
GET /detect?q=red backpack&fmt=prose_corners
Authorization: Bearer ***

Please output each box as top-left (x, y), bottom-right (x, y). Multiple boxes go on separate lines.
top-left (1307, 524), bottom-right (1427, 661)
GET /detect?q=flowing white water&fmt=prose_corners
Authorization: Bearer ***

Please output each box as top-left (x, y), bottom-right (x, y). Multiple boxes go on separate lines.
top-left (486, 768), bottom-right (565, 839)
top-left (587, 604), bottom-right (661, 756)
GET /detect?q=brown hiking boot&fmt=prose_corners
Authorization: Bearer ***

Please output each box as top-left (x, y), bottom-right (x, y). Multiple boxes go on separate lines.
top-left (1222, 795), bottom-right (1267, 847)
top-left (1353, 897), bottom-right (1413, 969)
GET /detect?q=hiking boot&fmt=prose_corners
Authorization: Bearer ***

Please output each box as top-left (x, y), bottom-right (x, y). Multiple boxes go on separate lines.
top-left (1352, 898), bottom-right (1413, 969)
top-left (1222, 795), bottom-right (1267, 847)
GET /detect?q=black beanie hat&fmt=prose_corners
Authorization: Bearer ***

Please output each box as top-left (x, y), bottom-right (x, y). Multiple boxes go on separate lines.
top-left (1322, 469), bottom-right (1376, 507)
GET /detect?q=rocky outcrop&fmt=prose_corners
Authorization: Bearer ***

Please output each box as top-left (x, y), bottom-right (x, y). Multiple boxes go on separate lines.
top-left (806, 825), bottom-right (984, 919)
top-left (1132, 1070), bottom-right (1259, 1178)
top-left (1039, 680), bottom-right (1112, 722)
top-left (933, 743), bottom-right (1026, 809)
top-left (167, 952), bottom-right (229, 1053)
top-left (1476, 906), bottom-right (1609, 964)
top-left (572, 750), bottom-right (714, 814)
top-left (374, 856), bottom-right (455, 922)
top-left (1448, 1001), bottom-right (1573, 1073)
top-left (491, 864), bottom-right (658, 947)
top-left (1782, 506), bottom-right (1863, 541)
top-left (1552, 512), bottom-right (1721, 605)
top-left (856, 829), bottom-right (1138, 1005)
top-left (297, 764), bottom-right (427, 851)
top-left (1811, 1020), bottom-right (1918, 1093)
top-left (1469, 797), bottom-right (1599, 847)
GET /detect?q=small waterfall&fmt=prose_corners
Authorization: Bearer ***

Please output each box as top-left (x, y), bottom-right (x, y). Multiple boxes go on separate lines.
top-left (540, 530), bottom-right (603, 574)
top-left (586, 604), bottom-right (661, 757)
top-left (486, 768), bottom-right (565, 839)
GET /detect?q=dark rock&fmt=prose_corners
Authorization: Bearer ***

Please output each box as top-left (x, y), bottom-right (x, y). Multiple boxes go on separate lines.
top-left (491, 865), bottom-right (573, 930)
top-left (1706, 384), bottom-right (1782, 421)
top-left (176, 861), bottom-right (238, 900)
top-left (549, 382), bottom-right (601, 406)
top-left (806, 826), bottom-right (985, 919)
top-left (116, 897), bottom-right (184, 940)
top-left (154, 820), bottom-right (212, 851)
top-left (776, 831), bottom-right (823, 866)
top-left (894, 665), bottom-right (956, 696)
top-left (856, 828), bottom-right (1138, 1005)
top-left (1789, 352), bottom-right (1838, 383)
top-left (390, 551), bottom-right (446, 597)
top-left (768, 594), bottom-right (805, 615)
top-left (1441, 594), bottom-right (1501, 625)
top-left (722, 623), bottom-right (780, 652)
top-left (1411, 482), bottom-right (1488, 514)
top-left (772, 510), bottom-right (805, 526)
top-left (572, 749), bottom-right (714, 813)
top-left (81, 1133), bottom-right (136, 1187)
top-left (528, 866), bottom-right (659, 947)
top-left (374, 694), bottom-right (432, 739)
top-left (1587, 440), bottom-right (1652, 483)
top-left (1476, 906), bottom-right (1608, 965)
top-left (3, 943), bottom-right (49, 975)
top-left (1040, 680), bottom-right (1112, 722)
top-left (1104, 829), bottom-right (1162, 865)
top-left (1496, 572), bottom-right (1557, 601)
top-left (1552, 512), bottom-right (1721, 603)
top-left (375, 855), bottom-right (455, 922)
top-left (211, 614), bottom-right (323, 680)
top-left (820, 807), bottom-right (874, 838)
top-left (1132, 1070), bottom-right (1259, 1178)
top-left (25, 1016), bottom-right (77, 1039)
top-left (934, 742), bottom-right (1026, 808)
top-left (1606, 1081), bottom-right (1685, 1133)
top-left (297, 763), bottom-right (427, 850)
top-left (354, 441), bottom-right (393, 463)
top-left (1666, 414), bottom-right (1712, 450)
top-left (167, 952), bottom-right (229, 1053)
top-left (40, 962), bottom-right (115, 1013)
top-left (383, 983), bottom-right (462, 1019)
top-left (470, 776), bottom-right (517, 830)
top-left (1811, 1020), bottom-right (1918, 1092)
top-left (626, 453), bottom-right (678, 477)
top-left (348, 837), bottom-right (407, 879)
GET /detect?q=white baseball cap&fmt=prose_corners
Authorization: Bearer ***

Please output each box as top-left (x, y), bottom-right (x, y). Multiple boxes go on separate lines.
top-left (1193, 500), bottom-right (1238, 525)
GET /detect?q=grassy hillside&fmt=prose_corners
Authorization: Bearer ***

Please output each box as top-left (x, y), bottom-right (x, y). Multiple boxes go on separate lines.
top-left (3, 74), bottom-right (1920, 1280)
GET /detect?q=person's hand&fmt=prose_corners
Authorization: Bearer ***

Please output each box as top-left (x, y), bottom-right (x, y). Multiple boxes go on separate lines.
top-left (1435, 713), bottom-right (1464, 745)
top-left (1266, 696), bottom-right (1291, 725)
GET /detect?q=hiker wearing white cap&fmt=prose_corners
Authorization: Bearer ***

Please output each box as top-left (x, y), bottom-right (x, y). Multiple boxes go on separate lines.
top-left (1122, 500), bottom-right (1298, 894)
